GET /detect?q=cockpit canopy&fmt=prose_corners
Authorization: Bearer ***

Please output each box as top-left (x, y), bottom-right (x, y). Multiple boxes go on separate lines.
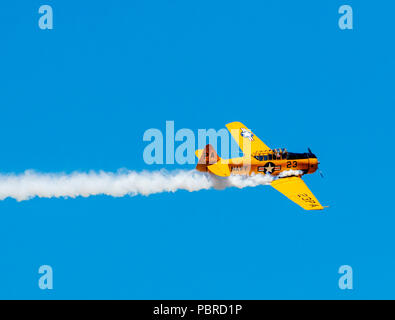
top-left (286, 152), bottom-right (313, 159)
top-left (253, 149), bottom-right (317, 161)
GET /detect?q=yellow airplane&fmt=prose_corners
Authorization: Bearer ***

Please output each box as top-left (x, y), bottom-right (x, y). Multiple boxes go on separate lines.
top-left (195, 121), bottom-right (325, 211)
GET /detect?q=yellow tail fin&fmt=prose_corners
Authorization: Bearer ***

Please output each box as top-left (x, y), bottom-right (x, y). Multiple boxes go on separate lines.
top-left (196, 144), bottom-right (227, 175)
top-left (195, 144), bottom-right (220, 165)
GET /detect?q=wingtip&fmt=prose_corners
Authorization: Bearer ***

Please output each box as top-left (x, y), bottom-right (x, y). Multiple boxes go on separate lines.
top-left (225, 121), bottom-right (244, 128)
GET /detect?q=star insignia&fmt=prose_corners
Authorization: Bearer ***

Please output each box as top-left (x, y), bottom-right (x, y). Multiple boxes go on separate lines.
top-left (240, 128), bottom-right (254, 141)
top-left (265, 163), bottom-right (274, 173)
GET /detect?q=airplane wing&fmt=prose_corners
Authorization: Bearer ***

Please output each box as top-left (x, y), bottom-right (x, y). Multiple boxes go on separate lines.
top-left (226, 122), bottom-right (271, 155)
top-left (271, 176), bottom-right (324, 210)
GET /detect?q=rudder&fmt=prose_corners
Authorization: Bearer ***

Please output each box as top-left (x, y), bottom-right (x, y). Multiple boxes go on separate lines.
top-left (195, 144), bottom-right (220, 172)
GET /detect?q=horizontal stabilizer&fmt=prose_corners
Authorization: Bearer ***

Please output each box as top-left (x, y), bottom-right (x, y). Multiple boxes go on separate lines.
top-left (207, 163), bottom-right (231, 177)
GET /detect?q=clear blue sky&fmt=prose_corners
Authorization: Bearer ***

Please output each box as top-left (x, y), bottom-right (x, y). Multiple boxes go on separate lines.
top-left (0, 0), bottom-right (394, 299)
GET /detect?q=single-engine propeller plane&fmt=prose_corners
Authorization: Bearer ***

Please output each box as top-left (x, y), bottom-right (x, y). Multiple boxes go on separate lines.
top-left (195, 121), bottom-right (325, 211)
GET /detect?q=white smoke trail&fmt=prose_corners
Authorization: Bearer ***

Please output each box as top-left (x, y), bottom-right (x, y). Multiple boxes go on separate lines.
top-left (278, 169), bottom-right (304, 178)
top-left (0, 169), bottom-right (303, 201)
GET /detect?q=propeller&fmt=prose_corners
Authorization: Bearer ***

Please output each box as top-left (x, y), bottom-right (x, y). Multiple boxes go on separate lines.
top-left (308, 147), bottom-right (324, 178)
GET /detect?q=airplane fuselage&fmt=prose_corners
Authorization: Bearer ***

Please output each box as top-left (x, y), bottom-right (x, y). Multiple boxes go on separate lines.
top-left (196, 151), bottom-right (319, 177)
top-left (227, 152), bottom-right (318, 176)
